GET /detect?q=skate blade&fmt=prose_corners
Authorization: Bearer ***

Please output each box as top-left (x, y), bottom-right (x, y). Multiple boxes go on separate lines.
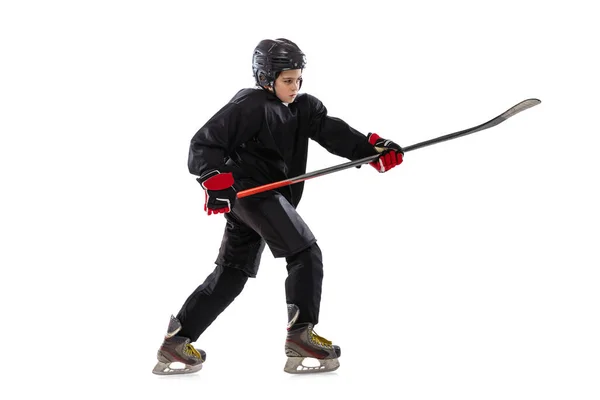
top-left (284, 357), bottom-right (340, 374)
top-left (152, 361), bottom-right (203, 375)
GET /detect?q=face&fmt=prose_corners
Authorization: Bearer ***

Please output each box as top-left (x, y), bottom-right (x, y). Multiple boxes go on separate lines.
top-left (270, 69), bottom-right (302, 103)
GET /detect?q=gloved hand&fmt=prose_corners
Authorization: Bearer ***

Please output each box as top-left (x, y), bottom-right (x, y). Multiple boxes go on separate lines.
top-left (197, 170), bottom-right (236, 215)
top-left (367, 133), bottom-right (404, 172)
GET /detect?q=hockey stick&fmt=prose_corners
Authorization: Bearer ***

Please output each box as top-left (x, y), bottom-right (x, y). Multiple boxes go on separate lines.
top-left (237, 98), bottom-right (541, 199)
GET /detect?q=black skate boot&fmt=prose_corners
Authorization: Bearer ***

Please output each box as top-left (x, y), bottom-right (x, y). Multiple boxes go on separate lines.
top-left (284, 304), bottom-right (341, 374)
top-left (152, 315), bottom-right (206, 375)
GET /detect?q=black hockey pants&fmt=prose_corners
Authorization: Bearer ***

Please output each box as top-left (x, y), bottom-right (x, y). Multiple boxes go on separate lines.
top-left (176, 189), bottom-right (323, 342)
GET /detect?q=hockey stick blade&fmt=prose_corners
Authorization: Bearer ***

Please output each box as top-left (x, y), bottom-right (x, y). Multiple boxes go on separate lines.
top-left (236, 98), bottom-right (541, 199)
top-left (403, 98), bottom-right (541, 153)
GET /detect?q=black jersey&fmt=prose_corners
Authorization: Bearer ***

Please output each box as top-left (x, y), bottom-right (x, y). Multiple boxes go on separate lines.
top-left (188, 87), bottom-right (377, 206)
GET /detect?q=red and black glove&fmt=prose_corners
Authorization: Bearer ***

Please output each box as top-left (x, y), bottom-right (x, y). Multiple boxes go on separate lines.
top-left (367, 133), bottom-right (404, 172)
top-left (197, 170), bottom-right (236, 215)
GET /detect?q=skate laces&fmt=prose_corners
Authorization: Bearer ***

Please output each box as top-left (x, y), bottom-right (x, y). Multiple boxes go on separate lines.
top-left (310, 329), bottom-right (332, 348)
top-left (184, 344), bottom-right (202, 359)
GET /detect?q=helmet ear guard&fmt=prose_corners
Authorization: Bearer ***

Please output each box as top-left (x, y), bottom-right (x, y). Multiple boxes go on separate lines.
top-left (255, 71), bottom-right (273, 88)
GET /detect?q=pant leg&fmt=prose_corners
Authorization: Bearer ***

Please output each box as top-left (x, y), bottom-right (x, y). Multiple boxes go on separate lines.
top-left (177, 189), bottom-right (324, 341)
top-left (285, 243), bottom-right (323, 325)
top-left (176, 214), bottom-right (265, 342)
top-left (232, 191), bottom-right (324, 324)
top-left (231, 190), bottom-right (316, 258)
top-left (176, 265), bottom-right (248, 342)
top-left (215, 212), bottom-right (266, 278)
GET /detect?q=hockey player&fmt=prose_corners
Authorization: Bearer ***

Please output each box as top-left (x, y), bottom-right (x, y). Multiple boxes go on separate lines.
top-left (152, 38), bottom-right (404, 375)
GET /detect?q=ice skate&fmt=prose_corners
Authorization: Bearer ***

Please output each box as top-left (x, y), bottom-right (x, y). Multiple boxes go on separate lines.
top-left (152, 315), bottom-right (206, 375)
top-left (284, 304), bottom-right (341, 374)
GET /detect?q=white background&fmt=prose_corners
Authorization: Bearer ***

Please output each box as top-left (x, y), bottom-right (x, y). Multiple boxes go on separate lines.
top-left (1, 1), bottom-right (599, 399)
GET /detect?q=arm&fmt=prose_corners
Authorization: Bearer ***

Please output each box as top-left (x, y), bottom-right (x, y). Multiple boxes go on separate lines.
top-left (307, 94), bottom-right (403, 172)
top-left (307, 95), bottom-right (378, 160)
top-left (188, 100), bottom-right (260, 177)
top-left (188, 97), bottom-right (261, 215)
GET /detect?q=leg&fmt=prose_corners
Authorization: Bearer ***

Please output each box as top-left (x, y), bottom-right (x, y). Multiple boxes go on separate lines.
top-left (285, 243), bottom-right (323, 325)
top-left (231, 191), bottom-right (321, 323)
top-left (154, 267), bottom-right (251, 375)
top-left (153, 214), bottom-right (264, 375)
top-left (176, 264), bottom-right (249, 341)
top-left (176, 212), bottom-right (265, 342)
top-left (228, 191), bottom-right (340, 373)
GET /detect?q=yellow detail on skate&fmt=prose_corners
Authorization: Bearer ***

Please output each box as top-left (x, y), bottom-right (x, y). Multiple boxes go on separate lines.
top-left (184, 344), bottom-right (203, 360)
top-left (310, 330), bottom-right (332, 348)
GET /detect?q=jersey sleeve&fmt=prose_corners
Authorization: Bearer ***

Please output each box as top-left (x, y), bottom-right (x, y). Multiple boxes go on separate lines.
top-left (307, 94), bottom-right (378, 160)
top-left (188, 100), bottom-right (261, 177)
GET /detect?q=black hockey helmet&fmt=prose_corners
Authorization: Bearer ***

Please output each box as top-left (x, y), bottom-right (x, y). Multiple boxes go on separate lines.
top-left (252, 38), bottom-right (306, 87)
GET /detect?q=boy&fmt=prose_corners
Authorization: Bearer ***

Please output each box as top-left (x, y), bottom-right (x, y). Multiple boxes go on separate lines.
top-left (152, 38), bottom-right (404, 375)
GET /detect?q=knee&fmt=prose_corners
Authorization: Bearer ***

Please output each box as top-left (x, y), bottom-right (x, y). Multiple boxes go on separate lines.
top-left (219, 265), bottom-right (249, 294)
top-left (201, 264), bottom-right (249, 296)
top-left (286, 243), bottom-right (323, 272)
